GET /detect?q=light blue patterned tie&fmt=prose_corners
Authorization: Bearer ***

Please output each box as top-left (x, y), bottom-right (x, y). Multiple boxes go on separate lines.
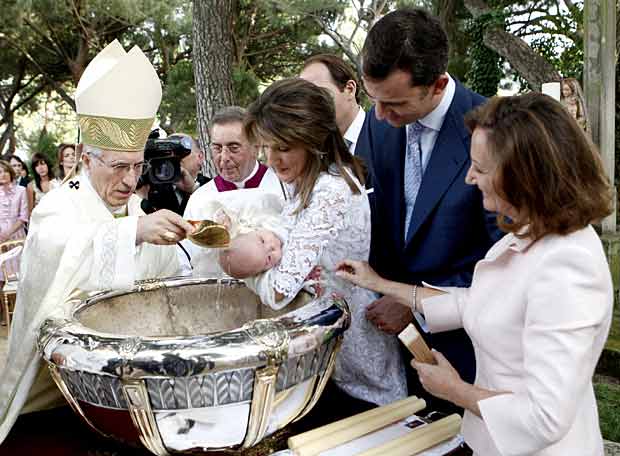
top-left (403, 121), bottom-right (424, 241)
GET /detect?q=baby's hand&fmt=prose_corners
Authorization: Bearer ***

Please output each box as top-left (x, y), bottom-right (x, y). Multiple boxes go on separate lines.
top-left (214, 208), bottom-right (232, 229)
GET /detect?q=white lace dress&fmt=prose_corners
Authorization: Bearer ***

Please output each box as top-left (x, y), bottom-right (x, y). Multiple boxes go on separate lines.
top-left (245, 169), bottom-right (406, 406)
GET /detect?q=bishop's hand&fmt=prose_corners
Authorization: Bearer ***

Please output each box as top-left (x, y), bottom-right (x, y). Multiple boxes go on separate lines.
top-left (136, 209), bottom-right (195, 245)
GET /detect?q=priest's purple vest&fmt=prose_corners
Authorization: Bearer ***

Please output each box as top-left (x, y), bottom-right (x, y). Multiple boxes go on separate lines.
top-left (213, 163), bottom-right (269, 192)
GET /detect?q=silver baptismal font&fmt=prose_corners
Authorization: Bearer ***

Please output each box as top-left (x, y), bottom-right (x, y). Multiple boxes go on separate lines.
top-left (37, 277), bottom-right (350, 455)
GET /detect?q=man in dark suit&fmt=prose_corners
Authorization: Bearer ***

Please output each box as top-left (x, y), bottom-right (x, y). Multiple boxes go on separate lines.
top-left (356, 8), bottom-right (502, 411)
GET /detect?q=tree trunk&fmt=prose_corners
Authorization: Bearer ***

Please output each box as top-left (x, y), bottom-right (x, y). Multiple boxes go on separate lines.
top-left (436, 0), bottom-right (459, 61)
top-left (463, 0), bottom-right (561, 90)
top-left (0, 115), bottom-right (16, 158)
top-left (192, 0), bottom-right (236, 177)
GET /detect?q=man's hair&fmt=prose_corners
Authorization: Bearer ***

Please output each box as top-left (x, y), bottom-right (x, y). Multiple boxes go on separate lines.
top-left (303, 54), bottom-right (361, 103)
top-left (211, 106), bottom-right (247, 128)
top-left (82, 144), bottom-right (103, 158)
top-left (361, 8), bottom-right (448, 87)
top-left (169, 133), bottom-right (201, 154)
top-left (464, 93), bottom-right (612, 240)
top-left (0, 160), bottom-right (16, 181)
top-left (245, 78), bottom-right (365, 214)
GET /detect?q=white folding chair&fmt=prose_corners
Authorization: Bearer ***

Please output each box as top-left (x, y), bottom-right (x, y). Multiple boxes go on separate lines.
top-left (0, 242), bottom-right (24, 335)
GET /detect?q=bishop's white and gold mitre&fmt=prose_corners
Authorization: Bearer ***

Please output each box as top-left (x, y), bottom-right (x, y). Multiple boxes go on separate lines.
top-left (75, 40), bottom-right (162, 152)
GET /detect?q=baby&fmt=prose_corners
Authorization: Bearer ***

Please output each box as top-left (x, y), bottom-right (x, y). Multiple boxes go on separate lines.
top-left (214, 205), bottom-right (283, 278)
top-left (183, 189), bottom-right (286, 278)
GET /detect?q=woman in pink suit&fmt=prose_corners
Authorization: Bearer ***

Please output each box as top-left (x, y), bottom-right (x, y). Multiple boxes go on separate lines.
top-left (0, 160), bottom-right (28, 277)
top-left (337, 93), bottom-right (613, 456)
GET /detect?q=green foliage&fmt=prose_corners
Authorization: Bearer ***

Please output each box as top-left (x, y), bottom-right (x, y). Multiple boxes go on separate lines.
top-left (2, 0), bottom-right (351, 150)
top-left (465, 12), bottom-right (504, 97)
top-left (605, 287), bottom-right (620, 353)
top-left (160, 59), bottom-right (196, 134)
top-left (1, 0), bottom-right (190, 152)
top-left (233, 67), bottom-right (261, 108)
top-left (594, 380), bottom-right (620, 442)
top-left (236, 0), bottom-right (343, 81)
top-left (528, 35), bottom-right (583, 81)
top-left (24, 127), bottom-right (60, 167)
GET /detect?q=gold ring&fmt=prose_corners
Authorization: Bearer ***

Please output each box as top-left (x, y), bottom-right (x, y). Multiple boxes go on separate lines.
top-left (163, 231), bottom-right (176, 242)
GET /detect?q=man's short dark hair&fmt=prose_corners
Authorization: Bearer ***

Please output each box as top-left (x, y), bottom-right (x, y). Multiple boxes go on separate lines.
top-left (361, 8), bottom-right (448, 87)
top-left (303, 54), bottom-right (361, 103)
top-left (211, 106), bottom-right (247, 128)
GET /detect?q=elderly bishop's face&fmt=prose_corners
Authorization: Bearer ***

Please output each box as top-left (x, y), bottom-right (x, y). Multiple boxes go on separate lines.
top-left (84, 149), bottom-right (146, 207)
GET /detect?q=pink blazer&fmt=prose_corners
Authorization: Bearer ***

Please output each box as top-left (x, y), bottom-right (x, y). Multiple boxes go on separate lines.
top-left (423, 225), bottom-right (612, 456)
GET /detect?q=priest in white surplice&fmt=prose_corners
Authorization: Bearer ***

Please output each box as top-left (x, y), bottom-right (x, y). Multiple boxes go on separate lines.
top-left (0, 40), bottom-right (194, 443)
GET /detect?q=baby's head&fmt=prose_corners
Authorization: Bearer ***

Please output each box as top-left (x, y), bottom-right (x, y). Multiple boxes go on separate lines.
top-left (218, 228), bottom-right (282, 279)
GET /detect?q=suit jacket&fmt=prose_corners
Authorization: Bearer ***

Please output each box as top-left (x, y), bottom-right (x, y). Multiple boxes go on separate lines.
top-left (356, 80), bottom-right (502, 384)
top-left (423, 226), bottom-right (611, 456)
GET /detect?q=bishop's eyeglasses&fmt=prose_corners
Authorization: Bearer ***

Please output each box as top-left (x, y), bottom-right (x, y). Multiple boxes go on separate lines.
top-left (89, 154), bottom-right (151, 177)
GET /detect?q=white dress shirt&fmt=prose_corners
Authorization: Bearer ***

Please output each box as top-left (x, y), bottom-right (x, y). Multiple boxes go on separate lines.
top-left (344, 106), bottom-right (366, 156)
top-left (409, 74), bottom-right (456, 174)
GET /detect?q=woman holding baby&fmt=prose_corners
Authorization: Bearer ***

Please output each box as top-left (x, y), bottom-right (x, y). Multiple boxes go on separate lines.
top-left (236, 78), bottom-right (406, 418)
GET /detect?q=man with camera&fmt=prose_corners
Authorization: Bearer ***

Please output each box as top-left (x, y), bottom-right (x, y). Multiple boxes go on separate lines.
top-left (179, 134), bottom-right (210, 188)
top-left (138, 131), bottom-right (209, 216)
top-left (0, 40), bottom-right (193, 442)
top-left (173, 133), bottom-right (210, 213)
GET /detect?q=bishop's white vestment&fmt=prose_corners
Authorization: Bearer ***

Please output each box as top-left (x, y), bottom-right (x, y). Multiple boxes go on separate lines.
top-left (0, 174), bottom-right (180, 443)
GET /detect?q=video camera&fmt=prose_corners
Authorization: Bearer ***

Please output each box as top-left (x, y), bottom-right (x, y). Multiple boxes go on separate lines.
top-left (139, 129), bottom-right (192, 214)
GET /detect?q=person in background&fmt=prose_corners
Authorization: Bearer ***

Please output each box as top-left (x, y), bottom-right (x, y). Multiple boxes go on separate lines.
top-left (8, 156), bottom-right (30, 188)
top-left (300, 54), bottom-right (366, 155)
top-left (355, 7), bottom-right (502, 411)
top-left (56, 143), bottom-right (79, 181)
top-left (0, 160), bottom-right (28, 277)
top-left (338, 93), bottom-right (612, 456)
top-left (178, 134), bottom-right (210, 187)
top-left (26, 153), bottom-right (60, 214)
top-left (560, 77), bottom-right (588, 132)
top-left (168, 133), bottom-right (210, 215)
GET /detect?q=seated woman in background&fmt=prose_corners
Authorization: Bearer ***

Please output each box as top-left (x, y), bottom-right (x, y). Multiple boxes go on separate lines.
top-left (26, 153), bottom-right (60, 214)
top-left (337, 93), bottom-right (612, 456)
top-left (0, 160), bottom-right (28, 276)
top-left (8, 156), bottom-right (30, 188)
top-left (242, 78), bottom-right (407, 418)
top-left (56, 143), bottom-right (79, 181)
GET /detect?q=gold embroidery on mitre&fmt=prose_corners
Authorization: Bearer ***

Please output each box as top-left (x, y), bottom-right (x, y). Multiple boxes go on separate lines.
top-left (78, 115), bottom-right (153, 151)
